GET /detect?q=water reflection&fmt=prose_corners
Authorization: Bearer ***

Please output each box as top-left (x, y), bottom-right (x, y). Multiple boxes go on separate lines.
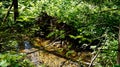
top-left (24, 41), bottom-right (32, 49)
top-left (23, 41), bottom-right (41, 67)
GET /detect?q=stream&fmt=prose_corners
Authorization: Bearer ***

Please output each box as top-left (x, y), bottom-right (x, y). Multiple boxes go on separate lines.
top-left (19, 39), bottom-right (92, 67)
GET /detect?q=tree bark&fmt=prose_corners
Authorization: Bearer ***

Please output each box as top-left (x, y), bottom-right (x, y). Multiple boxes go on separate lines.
top-left (13, 0), bottom-right (18, 22)
top-left (117, 24), bottom-right (120, 64)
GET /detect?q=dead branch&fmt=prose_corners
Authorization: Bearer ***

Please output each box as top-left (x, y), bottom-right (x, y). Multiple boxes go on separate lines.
top-left (99, 8), bottom-right (120, 13)
top-left (3, 1), bottom-right (14, 22)
top-left (89, 50), bottom-right (100, 67)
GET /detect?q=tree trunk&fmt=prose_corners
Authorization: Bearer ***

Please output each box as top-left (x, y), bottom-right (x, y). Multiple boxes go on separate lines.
top-left (117, 24), bottom-right (120, 64)
top-left (13, 0), bottom-right (18, 22)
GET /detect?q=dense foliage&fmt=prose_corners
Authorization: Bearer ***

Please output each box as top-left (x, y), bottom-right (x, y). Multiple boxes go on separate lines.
top-left (37, 0), bottom-right (119, 66)
top-left (0, 0), bottom-right (120, 67)
top-left (0, 52), bottom-right (34, 67)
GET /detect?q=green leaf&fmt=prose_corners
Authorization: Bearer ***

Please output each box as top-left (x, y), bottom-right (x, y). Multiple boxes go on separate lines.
top-left (66, 50), bottom-right (75, 57)
top-left (0, 2), bottom-right (2, 6)
top-left (0, 60), bottom-right (9, 67)
top-left (76, 35), bottom-right (83, 39)
top-left (114, 65), bottom-right (120, 67)
top-left (69, 35), bottom-right (76, 39)
top-left (47, 32), bottom-right (55, 38)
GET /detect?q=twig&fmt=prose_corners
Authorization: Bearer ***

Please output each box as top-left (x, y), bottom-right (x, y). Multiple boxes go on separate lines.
top-left (60, 60), bottom-right (67, 67)
top-left (48, 36), bottom-right (61, 45)
top-left (89, 50), bottom-right (100, 67)
top-left (88, 35), bottom-right (105, 67)
top-left (3, 1), bottom-right (14, 22)
top-left (99, 8), bottom-right (120, 13)
top-left (88, 32), bottom-right (108, 67)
